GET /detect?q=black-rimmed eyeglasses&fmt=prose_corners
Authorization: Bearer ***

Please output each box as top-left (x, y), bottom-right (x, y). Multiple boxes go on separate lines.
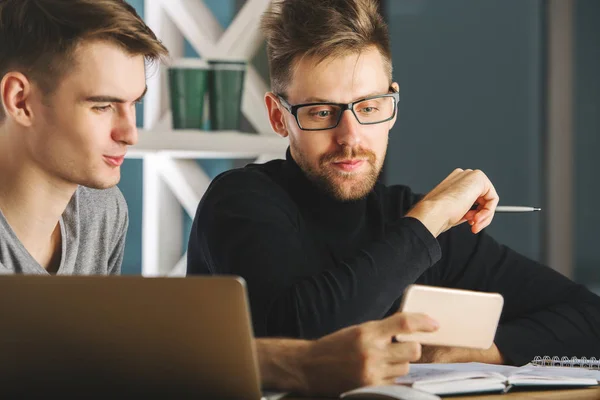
top-left (277, 87), bottom-right (399, 131)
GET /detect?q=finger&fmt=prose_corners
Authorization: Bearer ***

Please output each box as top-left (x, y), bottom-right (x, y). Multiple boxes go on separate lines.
top-left (472, 205), bottom-right (497, 231)
top-left (475, 209), bottom-right (494, 226)
top-left (474, 172), bottom-right (500, 209)
top-left (458, 218), bottom-right (471, 227)
top-left (473, 216), bottom-right (493, 234)
top-left (471, 193), bottom-right (499, 225)
top-left (382, 362), bottom-right (411, 381)
top-left (461, 209), bottom-right (478, 223)
top-left (473, 208), bottom-right (491, 223)
top-left (376, 312), bottom-right (439, 338)
top-left (380, 376), bottom-right (401, 386)
top-left (384, 342), bottom-right (422, 364)
top-left (472, 210), bottom-right (494, 227)
top-left (475, 193), bottom-right (499, 212)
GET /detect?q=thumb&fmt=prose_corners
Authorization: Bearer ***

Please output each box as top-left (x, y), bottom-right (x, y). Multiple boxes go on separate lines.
top-left (375, 312), bottom-right (439, 339)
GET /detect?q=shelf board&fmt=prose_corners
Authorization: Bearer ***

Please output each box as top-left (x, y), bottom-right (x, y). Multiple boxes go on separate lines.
top-left (127, 129), bottom-right (288, 159)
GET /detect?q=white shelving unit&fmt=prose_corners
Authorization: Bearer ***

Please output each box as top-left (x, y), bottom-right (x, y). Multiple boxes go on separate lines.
top-left (129, 129), bottom-right (286, 160)
top-left (135, 0), bottom-right (278, 277)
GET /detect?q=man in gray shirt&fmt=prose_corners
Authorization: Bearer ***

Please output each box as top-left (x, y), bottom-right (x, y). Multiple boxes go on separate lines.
top-left (0, 0), bottom-right (167, 274)
top-left (0, 186), bottom-right (127, 274)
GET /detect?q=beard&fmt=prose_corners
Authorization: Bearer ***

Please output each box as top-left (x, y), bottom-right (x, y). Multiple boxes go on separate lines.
top-left (294, 145), bottom-right (383, 202)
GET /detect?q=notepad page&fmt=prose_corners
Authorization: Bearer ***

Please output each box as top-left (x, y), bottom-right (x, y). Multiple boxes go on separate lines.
top-left (397, 363), bottom-right (600, 385)
top-left (405, 362), bottom-right (519, 376)
top-left (395, 364), bottom-right (507, 385)
top-left (412, 378), bottom-right (506, 396)
top-left (513, 365), bottom-right (600, 381)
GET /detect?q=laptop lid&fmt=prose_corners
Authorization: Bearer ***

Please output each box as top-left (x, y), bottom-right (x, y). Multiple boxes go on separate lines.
top-left (0, 274), bottom-right (264, 399)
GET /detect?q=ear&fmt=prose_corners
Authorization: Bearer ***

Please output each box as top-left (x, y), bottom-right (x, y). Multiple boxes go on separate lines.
top-left (388, 81), bottom-right (400, 130)
top-left (264, 92), bottom-right (289, 138)
top-left (1, 72), bottom-right (34, 127)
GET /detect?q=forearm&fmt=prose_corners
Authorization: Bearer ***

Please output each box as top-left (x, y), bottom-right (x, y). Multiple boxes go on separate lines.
top-left (406, 200), bottom-right (448, 237)
top-left (440, 229), bottom-right (600, 365)
top-left (420, 343), bottom-right (505, 364)
top-left (494, 292), bottom-right (600, 366)
top-left (265, 217), bottom-right (441, 338)
top-left (256, 338), bottom-right (311, 393)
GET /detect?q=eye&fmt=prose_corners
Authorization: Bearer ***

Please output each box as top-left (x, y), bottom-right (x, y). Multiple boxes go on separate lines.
top-left (313, 110), bottom-right (332, 118)
top-left (93, 105), bottom-right (113, 113)
top-left (307, 107), bottom-right (336, 118)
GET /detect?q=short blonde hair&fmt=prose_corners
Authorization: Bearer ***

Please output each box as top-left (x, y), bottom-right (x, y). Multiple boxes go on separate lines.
top-left (260, 0), bottom-right (392, 95)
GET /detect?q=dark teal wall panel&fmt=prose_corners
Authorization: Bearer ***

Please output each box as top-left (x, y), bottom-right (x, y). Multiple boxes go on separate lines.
top-left (384, 0), bottom-right (543, 261)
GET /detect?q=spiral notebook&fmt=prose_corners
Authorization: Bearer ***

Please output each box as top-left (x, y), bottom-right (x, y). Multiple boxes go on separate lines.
top-left (530, 356), bottom-right (600, 370)
top-left (391, 361), bottom-right (600, 396)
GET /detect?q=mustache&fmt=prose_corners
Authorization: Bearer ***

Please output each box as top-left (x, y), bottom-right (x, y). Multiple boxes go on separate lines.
top-left (320, 147), bottom-right (377, 165)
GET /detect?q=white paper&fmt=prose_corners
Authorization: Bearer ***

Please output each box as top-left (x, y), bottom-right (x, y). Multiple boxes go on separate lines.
top-left (395, 364), bottom-right (505, 385)
top-left (514, 364), bottom-right (600, 381)
top-left (396, 362), bottom-right (600, 385)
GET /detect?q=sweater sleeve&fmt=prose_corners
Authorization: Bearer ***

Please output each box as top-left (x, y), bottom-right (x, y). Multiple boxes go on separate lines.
top-left (187, 171), bottom-right (440, 339)
top-left (434, 223), bottom-right (600, 366)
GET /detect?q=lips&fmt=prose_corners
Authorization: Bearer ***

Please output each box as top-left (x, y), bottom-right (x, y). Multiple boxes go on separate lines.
top-left (332, 159), bottom-right (366, 172)
top-left (103, 154), bottom-right (126, 167)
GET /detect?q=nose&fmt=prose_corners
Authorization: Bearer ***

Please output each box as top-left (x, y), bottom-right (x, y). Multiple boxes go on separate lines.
top-left (112, 106), bottom-right (139, 146)
top-left (334, 109), bottom-right (361, 147)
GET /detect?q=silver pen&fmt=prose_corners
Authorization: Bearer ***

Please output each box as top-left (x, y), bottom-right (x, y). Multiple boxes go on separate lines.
top-left (496, 206), bottom-right (541, 213)
top-left (472, 204), bottom-right (541, 213)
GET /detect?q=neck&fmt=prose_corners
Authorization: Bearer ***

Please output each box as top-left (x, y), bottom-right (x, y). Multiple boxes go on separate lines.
top-left (284, 149), bottom-right (369, 233)
top-left (0, 131), bottom-right (77, 263)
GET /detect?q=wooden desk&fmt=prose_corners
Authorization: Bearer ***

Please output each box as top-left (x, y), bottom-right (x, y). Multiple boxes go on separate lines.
top-left (288, 386), bottom-right (600, 399)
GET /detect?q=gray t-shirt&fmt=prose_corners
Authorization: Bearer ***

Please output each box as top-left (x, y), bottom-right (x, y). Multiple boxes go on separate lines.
top-left (0, 186), bottom-right (128, 275)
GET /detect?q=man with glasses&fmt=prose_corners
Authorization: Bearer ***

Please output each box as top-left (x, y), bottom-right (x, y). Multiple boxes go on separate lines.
top-left (188, 0), bottom-right (600, 369)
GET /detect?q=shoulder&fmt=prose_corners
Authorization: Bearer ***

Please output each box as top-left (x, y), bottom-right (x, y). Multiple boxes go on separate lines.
top-left (204, 160), bottom-right (291, 205)
top-left (74, 186), bottom-right (128, 229)
top-left (195, 160), bottom-right (297, 223)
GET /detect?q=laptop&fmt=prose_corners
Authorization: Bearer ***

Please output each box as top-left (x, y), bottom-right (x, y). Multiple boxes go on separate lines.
top-left (0, 274), bottom-right (286, 399)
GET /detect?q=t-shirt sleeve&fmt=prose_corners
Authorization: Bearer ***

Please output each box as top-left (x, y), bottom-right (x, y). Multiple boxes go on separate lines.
top-left (108, 210), bottom-right (128, 275)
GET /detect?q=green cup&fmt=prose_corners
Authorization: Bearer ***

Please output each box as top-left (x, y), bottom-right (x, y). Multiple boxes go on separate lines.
top-left (168, 59), bottom-right (209, 130)
top-left (207, 59), bottom-right (247, 131)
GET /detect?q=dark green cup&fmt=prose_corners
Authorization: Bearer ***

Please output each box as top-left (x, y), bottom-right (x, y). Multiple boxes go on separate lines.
top-left (207, 59), bottom-right (247, 131)
top-left (168, 59), bottom-right (209, 130)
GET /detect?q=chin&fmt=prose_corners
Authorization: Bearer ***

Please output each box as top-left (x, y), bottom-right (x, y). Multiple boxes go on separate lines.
top-left (79, 174), bottom-right (121, 190)
top-left (326, 175), bottom-right (377, 202)
top-left (332, 186), bottom-right (372, 202)
top-left (301, 156), bottom-right (381, 202)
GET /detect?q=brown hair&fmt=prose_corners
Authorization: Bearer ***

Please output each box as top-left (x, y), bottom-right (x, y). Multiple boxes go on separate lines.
top-left (260, 0), bottom-right (392, 95)
top-left (0, 0), bottom-right (168, 120)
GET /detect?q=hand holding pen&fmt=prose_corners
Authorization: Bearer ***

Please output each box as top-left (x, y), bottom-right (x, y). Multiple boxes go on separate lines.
top-left (406, 168), bottom-right (500, 237)
top-left (406, 169), bottom-right (540, 237)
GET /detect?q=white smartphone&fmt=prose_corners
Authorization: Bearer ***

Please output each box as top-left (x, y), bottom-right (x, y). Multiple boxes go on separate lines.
top-left (394, 284), bottom-right (504, 349)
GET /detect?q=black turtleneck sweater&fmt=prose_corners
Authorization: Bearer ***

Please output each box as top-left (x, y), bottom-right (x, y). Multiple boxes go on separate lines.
top-left (187, 151), bottom-right (600, 366)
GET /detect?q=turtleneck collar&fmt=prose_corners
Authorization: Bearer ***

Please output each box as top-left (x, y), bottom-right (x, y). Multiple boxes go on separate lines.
top-left (281, 147), bottom-right (368, 233)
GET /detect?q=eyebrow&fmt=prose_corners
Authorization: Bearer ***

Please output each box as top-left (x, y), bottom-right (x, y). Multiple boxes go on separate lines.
top-left (302, 90), bottom-right (387, 104)
top-left (82, 85), bottom-right (148, 104)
